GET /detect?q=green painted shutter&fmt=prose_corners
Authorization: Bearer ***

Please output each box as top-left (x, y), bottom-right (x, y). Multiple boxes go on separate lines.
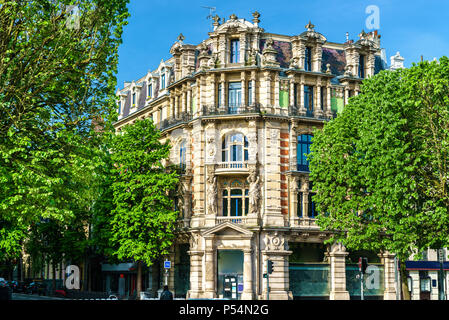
top-left (279, 89), bottom-right (289, 108)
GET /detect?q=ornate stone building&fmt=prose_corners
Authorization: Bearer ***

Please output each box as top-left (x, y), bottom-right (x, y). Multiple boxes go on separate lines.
top-left (114, 12), bottom-right (397, 300)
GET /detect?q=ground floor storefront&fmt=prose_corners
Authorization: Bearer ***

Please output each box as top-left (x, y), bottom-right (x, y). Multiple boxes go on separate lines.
top-left (162, 223), bottom-right (397, 300)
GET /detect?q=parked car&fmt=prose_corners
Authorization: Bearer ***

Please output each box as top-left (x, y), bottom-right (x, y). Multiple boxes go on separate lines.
top-left (7, 281), bottom-right (19, 292)
top-left (25, 282), bottom-right (47, 295)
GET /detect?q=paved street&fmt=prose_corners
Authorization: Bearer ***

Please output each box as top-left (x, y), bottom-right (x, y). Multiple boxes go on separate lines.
top-left (12, 293), bottom-right (66, 301)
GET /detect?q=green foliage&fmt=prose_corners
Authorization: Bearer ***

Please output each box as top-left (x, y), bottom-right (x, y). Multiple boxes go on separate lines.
top-left (309, 57), bottom-right (449, 262)
top-left (0, 0), bottom-right (129, 262)
top-left (109, 119), bottom-right (179, 266)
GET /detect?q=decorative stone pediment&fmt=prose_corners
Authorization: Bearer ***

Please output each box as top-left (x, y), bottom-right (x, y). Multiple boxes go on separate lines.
top-left (214, 16), bottom-right (257, 33)
top-left (202, 222), bottom-right (253, 238)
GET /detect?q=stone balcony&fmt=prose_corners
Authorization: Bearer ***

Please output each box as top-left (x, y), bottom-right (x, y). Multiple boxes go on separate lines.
top-left (215, 161), bottom-right (249, 176)
top-left (177, 215), bottom-right (321, 231)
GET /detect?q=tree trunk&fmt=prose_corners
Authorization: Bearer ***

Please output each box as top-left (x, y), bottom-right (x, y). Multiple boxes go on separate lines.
top-left (400, 259), bottom-right (411, 300)
top-left (52, 263), bottom-right (56, 294)
top-left (137, 261), bottom-right (142, 300)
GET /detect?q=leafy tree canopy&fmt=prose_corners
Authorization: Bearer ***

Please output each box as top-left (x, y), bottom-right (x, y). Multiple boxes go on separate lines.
top-left (309, 57), bottom-right (449, 262)
top-left (109, 119), bottom-right (179, 266)
top-left (0, 0), bottom-right (129, 261)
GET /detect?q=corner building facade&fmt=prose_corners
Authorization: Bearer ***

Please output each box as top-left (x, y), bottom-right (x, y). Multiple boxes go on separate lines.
top-left (114, 12), bottom-right (397, 300)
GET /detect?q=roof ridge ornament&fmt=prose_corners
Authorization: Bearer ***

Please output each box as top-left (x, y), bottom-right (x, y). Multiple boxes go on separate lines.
top-left (230, 13), bottom-right (238, 21)
top-left (305, 20), bottom-right (315, 31)
top-left (177, 33), bottom-right (185, 42)
top-left (252, 11), bottom-right (260, 26)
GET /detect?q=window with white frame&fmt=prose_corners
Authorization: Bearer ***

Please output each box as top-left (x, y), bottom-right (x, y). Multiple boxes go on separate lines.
top-left (222, 133), bottom-right (249, 164)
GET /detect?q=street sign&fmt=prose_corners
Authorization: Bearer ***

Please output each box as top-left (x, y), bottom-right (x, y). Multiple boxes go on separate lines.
top-left (164, 260), bottom-right (171, 269)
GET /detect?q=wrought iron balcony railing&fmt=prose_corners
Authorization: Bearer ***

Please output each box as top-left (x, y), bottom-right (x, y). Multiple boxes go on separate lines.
top-left (157, 112), bottom-right (192, 131)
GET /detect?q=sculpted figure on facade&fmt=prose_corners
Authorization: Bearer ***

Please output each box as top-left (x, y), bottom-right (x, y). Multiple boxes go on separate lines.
top-left (247, 168), bottom-right (260, 215)
top-left (206, 175), bottom-right (217, 215)
top-left (207, 136), bottom-right (216, 158)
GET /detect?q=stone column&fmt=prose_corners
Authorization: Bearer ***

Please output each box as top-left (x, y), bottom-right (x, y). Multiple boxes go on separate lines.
top-left (274, 74), bottom-right (280, 114)
top-left (242, 249), bottom-right (254, 300)
top-left (288, 175), bottom-right (299, 226)
top-left (187, 250), bottom-right (204, 299)
top-left (203, 236), bottom-right (216, 299)
top-left (241, 71), bottom-right (246, 110)
top-left (187, 88), bottom-right (192, 114)
top-left (344, 87), bottom-right (349, 106)
top-left (251, 71), bottom-right (257, 106)
top-left (289, 78), bottom-right (295, 108)
top-left (314, 84), bottom-right (323, 118)
top-left (328, 243), bottom-right (350, 300)
top-left (325, 84), bottom-right (333, 118)
top-left (381, 252), bottom-right (397, 300)
top-left (261, 232), bottom-right (292, 300)
top-left (299, 75), bottom-right (306, 116)
top-left (219, 73), bottom-right (226, 112)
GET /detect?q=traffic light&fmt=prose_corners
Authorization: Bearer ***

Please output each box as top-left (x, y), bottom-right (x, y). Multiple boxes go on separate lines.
top-left (267, 260), bottom-right (274, 274)
top-left (358, 257), bottom-right (368, 274)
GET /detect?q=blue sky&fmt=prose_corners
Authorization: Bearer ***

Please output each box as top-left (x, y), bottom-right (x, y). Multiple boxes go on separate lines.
top-left (116, 0), bottom-right (449, 89)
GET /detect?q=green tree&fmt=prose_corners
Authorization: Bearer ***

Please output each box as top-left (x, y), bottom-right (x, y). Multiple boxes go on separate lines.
top-left (0, 0), bottom-right (129, 263)
top-left (110, 118), bottom-right (179, 298)
top-left (309, 57), bottom-right (449, 300)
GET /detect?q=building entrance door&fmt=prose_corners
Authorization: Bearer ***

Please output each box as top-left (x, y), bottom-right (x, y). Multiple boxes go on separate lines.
top-left (217, 250), bottom-right (243, 300)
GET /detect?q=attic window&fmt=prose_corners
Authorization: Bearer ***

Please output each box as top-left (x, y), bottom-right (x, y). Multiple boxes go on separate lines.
top-left (230, 39), bottom-right (240, 63)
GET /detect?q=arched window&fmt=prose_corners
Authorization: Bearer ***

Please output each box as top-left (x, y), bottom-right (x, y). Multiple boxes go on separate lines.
top-left (222, 133), bottom-right (248, 165)
top-left (222, 180), bottom-right (249, 217)
top-left (297, 134), bottom-right (312, 171)
top-left (179, 141), bottom-right (186, 171)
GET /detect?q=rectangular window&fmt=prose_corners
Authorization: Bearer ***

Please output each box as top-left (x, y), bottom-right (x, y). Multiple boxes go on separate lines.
top-left (308, 182), bottom-right (318, 218)
top-left (294, 83), bottom-right (298, 106)
top-left (359, 54), bottom-right (365, 78)
top-left (132, 93), bottom-right (136, 105)
top-left (298, 192), bottom-right (303, 217)
top-left (118, 100), bottom-right (121, 114)
top-left (161, 74), bottom-right (166, 89)
top-left (230, 39), bottom-right (240, 63)
top-left (148, 84), bottom-right (152, 98)
top-left (305, 47), bottom-right (312, 71)
top-left (228, 82), bottom-right (242, 113)
top-left (304, 85), bottom-right (314, 116)
top-left (218, 83), bottom-right (222, 107)
top-left (248, 81), bottom-right (252, 105)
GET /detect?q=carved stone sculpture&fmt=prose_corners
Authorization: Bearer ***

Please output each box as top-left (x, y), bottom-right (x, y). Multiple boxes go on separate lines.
top-left (206, 175), bottom-right (217, 215)
top-left (247, 169), bottom-right (260, 215)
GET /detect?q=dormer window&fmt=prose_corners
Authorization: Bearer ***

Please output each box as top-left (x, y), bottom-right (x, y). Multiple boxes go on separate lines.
top-left (132, 92), bottom-right (136, 105)
top-left (358, 54), bottom-right (365, 78)
top-left (230, 39), bottom-right (240, 63)
top-left (148, 83), bottom-right (152, 98)
top-left (161, 73), bottom-right (166, 89)
top-left (305, 46), bottom-right (312, 71)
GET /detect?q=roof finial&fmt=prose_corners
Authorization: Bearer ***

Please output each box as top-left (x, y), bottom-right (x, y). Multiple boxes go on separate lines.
top-left (177, 33), bottom-right (185, 42)
top-left (252, 11), bottom-right (260, 26)
top-left (305, 20), bottom-right (315, 31)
